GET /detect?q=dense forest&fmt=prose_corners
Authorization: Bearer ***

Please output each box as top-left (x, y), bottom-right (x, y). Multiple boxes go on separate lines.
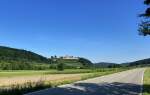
top-left (0, 46), bottom-right (50, 63)
top-left (0, 46), bottom-right (51, 70)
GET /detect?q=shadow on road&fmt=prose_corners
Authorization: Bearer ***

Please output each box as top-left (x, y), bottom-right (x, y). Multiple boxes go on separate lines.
top-left (28, 82), bottom-right (149, 95)
top-left (72, 82), bottom-right (141, 95)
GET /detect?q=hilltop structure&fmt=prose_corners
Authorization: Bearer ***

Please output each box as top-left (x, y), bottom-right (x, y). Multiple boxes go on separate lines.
top-left (60, 55), bottom-right (79, 60)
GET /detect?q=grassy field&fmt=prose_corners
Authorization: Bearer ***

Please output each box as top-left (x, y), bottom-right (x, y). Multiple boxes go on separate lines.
top-left (0, 68), bottom-right (125, 77)
top-left (0, 69), bottom-right (93, 77)
top-left (143, 68), bottom-right (150, 95)
top-left (0, 68), bottom-right (129, 95)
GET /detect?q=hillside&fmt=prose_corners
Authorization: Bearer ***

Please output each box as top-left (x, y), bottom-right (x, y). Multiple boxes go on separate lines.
top-left (0, 46), bottom-right (93, 70)
top-left (95, 58), bottom-right (150, 68)
top-left (94, 62), bottom-right (121, 68)
top-left (52, 57), bottom-right (93, 69)
top-left (124, 58), bottom-right (150, 67)
top-left (0, 46), bottom-right (50, 64)
top-left (2, 46), bottom-right (150, 70)
top-left (0, 46), bottom-right (52, 70)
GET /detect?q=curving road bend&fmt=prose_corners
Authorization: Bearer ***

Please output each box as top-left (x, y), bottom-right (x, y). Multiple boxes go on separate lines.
top-left (25, 68), bottom-right (145, 95)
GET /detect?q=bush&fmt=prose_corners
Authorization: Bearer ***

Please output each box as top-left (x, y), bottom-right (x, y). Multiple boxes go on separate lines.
top-left (57, 63), bottom-right (64, 71)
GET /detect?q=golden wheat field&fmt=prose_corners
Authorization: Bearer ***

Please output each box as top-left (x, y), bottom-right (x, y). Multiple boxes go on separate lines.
top-left (0, 73), bottom-right (89, 87)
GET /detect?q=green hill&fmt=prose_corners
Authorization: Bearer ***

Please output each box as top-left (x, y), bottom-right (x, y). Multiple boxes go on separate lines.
top-left (0, 46), bottom-right (93, 70)
top-left (1, 45), bottom-right (149, 70)
top-left (0, 46), bottom-right (50, 63)
top-left (56, 58), bottom-right (93, 69)
top-left (94, 62), bottom-right (121, 68)
top-left (123, 58), bottom-right (150, 67)
top-left (0, 46), bottom-right (51, 70)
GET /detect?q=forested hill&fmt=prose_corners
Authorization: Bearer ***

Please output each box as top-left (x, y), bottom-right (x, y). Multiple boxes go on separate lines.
top-left (94, 62), bottom-right (121, 68)
top-left (124, 58), bottom-right (150, 67)
top-left (95, 58), bottom-right (150, 68)
top-left (0, 46), bottom-right (93, 70)
top-left (0, 46), bottom-right (50, 64)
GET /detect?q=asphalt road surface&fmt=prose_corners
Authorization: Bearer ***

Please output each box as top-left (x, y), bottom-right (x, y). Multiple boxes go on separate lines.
top-left (25, 68), bottom-right (145, 95)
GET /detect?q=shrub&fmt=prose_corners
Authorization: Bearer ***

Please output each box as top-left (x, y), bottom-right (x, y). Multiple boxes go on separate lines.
top-left (57, 63), bottom-right (64, 71)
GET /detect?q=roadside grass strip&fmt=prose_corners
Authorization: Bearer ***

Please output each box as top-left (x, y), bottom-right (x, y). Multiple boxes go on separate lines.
top-left (143, 68), bottom-right (150, 95)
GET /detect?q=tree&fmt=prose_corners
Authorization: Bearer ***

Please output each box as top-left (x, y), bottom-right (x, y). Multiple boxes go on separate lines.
top-left (139, 0), bottom-right (150, 36)
top-left (57, 63), bottom-right (64, 71)
top-left (144, 0), bottom-right (150, 5)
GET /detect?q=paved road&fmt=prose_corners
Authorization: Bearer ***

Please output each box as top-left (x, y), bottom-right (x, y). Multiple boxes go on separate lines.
top-left (25, 68), bottom-right (145, 95)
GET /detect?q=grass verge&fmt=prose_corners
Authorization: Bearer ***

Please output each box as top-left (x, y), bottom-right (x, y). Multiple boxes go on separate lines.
top-left (143, 68), bottom-right (150, 95)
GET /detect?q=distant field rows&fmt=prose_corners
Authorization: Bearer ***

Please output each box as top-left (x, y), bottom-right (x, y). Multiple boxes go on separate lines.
top-left (0, 69), bottom-right (94, 77)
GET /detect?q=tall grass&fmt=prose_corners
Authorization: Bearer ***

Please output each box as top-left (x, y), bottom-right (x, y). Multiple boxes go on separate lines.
top-left (0, 80), bottom-right (53, 95)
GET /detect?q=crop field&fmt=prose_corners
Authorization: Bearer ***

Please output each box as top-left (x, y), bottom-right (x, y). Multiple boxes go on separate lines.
top-left (0, 74), bottom-right (83, 86)
top-left (143, 68), bottom-right (150, 95)
top-left (0, 68), bottom-right (123, 77)
top-left (0, 68), bottom-right (129, 95)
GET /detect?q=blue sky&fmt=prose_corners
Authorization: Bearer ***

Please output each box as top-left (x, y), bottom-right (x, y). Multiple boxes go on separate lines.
top-left (0, 0), bottom-right (150, 63)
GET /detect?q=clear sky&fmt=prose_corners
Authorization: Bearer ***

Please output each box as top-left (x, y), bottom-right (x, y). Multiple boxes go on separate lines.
top-left (0, 0), bottom-right (150, 63)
